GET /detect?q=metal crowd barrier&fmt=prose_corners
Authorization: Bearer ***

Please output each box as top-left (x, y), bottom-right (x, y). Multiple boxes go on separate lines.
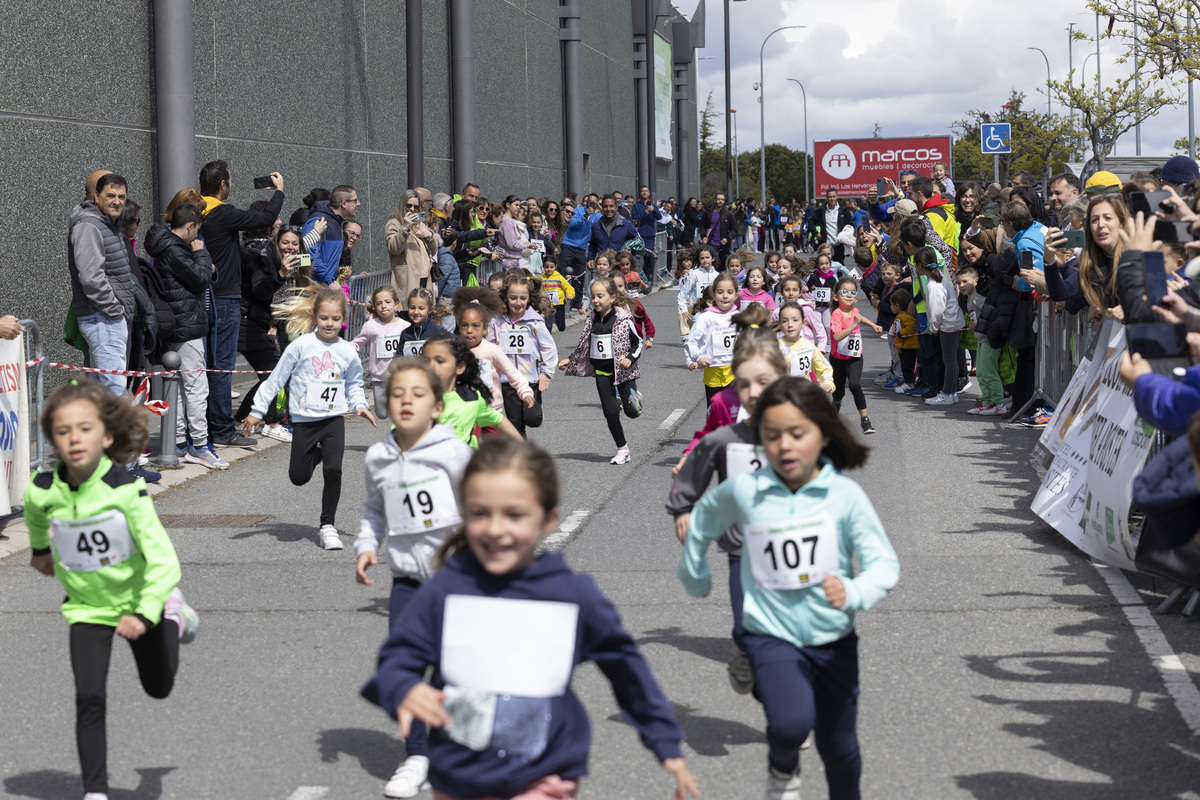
top-left (19, 320), bottom-right (45, 471)
top-left (1016, 300), bottom-right (1096, 418)
top-left (344, 268), bottom-right (393, 341)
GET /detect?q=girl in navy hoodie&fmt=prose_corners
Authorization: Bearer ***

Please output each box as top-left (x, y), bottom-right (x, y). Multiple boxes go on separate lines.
top-left (399, 288), bottom-right (451, 357)
top-left (362, 439), bottom-right (700, 800)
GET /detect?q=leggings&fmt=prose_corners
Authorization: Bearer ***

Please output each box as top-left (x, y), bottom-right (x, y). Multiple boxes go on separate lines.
top-left (745, 631), bottom-right (862, 798)
top-left (71, 619), bottom-right (180, 794)
top-left (831, 356), bottom-right (866, 411)
top-left (728, 553), bottom-right (745, 653)
top-left (594, 373), bottom-right (640, 447)
top-left (371, 381), bottom-right (388, 419)
top-left (289, 415), bottom-right (345, 526)
top-left (704, 382), bottom-right (730, 406)
top-left (236, 333), bottom-right (283, 425)
top-left (938, 330), bottom-right (961, 396)
top-left (502, 383), bottom-right (543, 437)
top-left (390, 578), bottom-right (429, 757)
top-left (552, 304), bottom-right (566, 332)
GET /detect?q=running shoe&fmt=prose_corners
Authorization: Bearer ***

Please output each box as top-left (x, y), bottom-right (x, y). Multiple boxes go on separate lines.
top-left (230, 388), bottom-right (241, 399)
top-left (212, 433), bottom-right (258, 447)
top-left (925, 392), bottom-right (958, 406)
top-left (767, 767), bottom-right (802, 800)
top-left (384, 755), bottom-right (431, 798)
top-left (727, 646), bottom-right (755, 695)
top-left (611, 447), bottom-right (631, 465)
top-left (164, 586), bottom-right (199, 644)
top-left (904, 384), bottom-right (929, 397)
top-left (883, 377), bottom-right (902, 390)
top-left (261, 423), bottom-right (293, 442)
top-left (126, 462), bottom-right (162, 483)
top-left (319, 525), bottom-right (344, 550)
top-left (874, 370), bottom-right (890, 384)
top-left (966, 401), bottom-right (986, 415)
top-left (1019, 408), bottom-right (1054, 429)
top-left (800, 730), bottom-right (813, 750)
top-left (860, 417), bottom-right (875, 435)
top-left (957, 377), bottom-right (973, 394)
top-left (921, 386), bottom-right (939, 400)
top-left (977, 404), bottom-right (1004, 416)
top-left (894, 382), bottom-right (913, 394)
top-left (627, 388), bottom-right (644, 417)
top-left (184, 443), bottom-right (230, 470)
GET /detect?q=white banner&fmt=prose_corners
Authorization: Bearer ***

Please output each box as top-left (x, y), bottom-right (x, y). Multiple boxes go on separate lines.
top-left (1030, 321), bottom-right (1154, 569)
top-left (0, 333), bottom-right (30, 511)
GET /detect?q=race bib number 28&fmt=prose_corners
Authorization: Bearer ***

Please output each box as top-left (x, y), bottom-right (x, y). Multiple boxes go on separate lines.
top-left (745, 515), bottom-right (839, 590)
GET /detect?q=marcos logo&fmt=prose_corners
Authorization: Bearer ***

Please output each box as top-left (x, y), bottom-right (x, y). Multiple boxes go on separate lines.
top-left (822, 144), bottom-right (856, 180)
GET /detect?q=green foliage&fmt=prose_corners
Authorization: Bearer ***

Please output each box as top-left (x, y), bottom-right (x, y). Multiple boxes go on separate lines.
top-left (951, 91), bottom-right (1086, 183)
top-left (734, 144), bottom-right (813, 205)
top-left (1174, 135), bottom-right (1200, 155)
top-left (1089, 1), bottom-right (1200, 83)
top-left (1049, 68), bottom-right (1176, 169)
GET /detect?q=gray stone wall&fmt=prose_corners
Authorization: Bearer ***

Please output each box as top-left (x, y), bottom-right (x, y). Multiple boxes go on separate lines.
top-left (0, 0), bottom-right (697, 376)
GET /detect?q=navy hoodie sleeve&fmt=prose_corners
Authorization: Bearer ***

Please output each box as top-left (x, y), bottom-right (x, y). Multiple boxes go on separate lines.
top-left (579, 578), bottom-right (684, 762)
top-left (360, 584), bottom-right (443, 719)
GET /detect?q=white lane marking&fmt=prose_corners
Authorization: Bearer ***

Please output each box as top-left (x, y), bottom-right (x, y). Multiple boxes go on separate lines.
top-left (539, 509), bottom-right (590, 553)
top-left (1094, 562), bottom-right (1200, 735)
top-left (286, 788), bottom-right (329, 800)
top-left (659, 408), bottom-right (687, 430)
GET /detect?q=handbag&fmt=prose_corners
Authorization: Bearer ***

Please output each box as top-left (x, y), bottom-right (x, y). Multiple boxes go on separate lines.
top-left (622, 234), bottom-right (645, 254)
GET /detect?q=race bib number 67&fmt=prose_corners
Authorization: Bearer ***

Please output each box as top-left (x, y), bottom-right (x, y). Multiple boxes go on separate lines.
top-left (745, 515), bottom-right (839, 590)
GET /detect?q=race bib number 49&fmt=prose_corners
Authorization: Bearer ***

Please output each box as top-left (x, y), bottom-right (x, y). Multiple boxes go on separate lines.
top-left (51, 509), bottom-right (137, 572)
top-left (745, 515), bottom-right (839, 590)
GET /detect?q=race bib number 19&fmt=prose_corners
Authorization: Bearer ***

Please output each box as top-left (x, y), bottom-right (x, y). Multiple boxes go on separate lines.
top-left (745, 515), bottom-right (839, 590)
top-left (384, 468), bottom-right (460, 534)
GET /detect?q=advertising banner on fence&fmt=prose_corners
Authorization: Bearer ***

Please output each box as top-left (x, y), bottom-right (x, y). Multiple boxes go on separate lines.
top-left (814, 136), bottom-right (952, 196)
top-left (1030, 321), bottom-right (1155, 570)
top-left (0, 333), bottom-right (30, 512)
top-left (654, 33), bottom-right (673, 161)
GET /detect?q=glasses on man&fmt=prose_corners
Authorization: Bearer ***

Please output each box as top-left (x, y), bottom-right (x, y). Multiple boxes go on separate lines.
top-left (837, 289), bottom-right (858, 297)
top-left (345, 231), bottom-right (362, 241)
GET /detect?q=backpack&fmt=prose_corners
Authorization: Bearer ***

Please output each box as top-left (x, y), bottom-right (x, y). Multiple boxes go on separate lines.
top-left (137, 257), bottom-right (176, 351)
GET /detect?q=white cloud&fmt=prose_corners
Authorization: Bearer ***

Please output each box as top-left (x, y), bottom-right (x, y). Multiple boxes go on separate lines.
top-left (676, 0), bottom-right (1196, 163)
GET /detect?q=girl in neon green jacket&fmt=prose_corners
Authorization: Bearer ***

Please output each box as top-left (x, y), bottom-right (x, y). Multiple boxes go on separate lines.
top-left (24, 381), bottom-right (197, 800)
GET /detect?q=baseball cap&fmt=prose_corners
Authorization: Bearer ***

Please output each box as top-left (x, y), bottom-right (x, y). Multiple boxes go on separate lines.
top-left (1084, 171), bottom-right (1122, 195)
top-left (891, 199), bottom-right (919, 217)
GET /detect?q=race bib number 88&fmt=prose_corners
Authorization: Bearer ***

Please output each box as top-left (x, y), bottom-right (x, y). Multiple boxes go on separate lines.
top-left (745, 515), bottom-right (839, 590)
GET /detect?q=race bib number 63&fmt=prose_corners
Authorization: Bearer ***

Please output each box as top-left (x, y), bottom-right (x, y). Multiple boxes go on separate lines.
top-left (745, 515), bottom-right (839, 590)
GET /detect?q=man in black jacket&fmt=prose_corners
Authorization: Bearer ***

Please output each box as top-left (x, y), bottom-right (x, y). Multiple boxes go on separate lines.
top-left (809, 188), bottom-right (855, 262)
top-left (702, 192), bottom-right (737, 268)
top-left (198, 160), bottom-right (284, 447)
top-left (144, 203), bottom-right (227, 469)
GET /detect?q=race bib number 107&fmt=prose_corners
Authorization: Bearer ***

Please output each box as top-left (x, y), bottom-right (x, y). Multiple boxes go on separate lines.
top-left (744, 515), bottom-right (839, 590)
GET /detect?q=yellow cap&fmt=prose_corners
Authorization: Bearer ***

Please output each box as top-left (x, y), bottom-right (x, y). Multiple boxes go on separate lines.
top-left (1084, 170), bottom-right (1122, 194)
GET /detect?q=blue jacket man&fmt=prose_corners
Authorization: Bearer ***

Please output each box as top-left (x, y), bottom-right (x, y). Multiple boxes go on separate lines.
top-left (302, 185), bottom-right (360, 285)
top-left (587, 196), bottom-right (639, 261)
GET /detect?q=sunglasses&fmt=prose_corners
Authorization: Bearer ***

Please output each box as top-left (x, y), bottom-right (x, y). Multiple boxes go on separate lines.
top-left (838, 289), bottom-right (858, 297)
top-left (280, 225), bottom-right (302, 233)
top-left (405, 203), bottom-right (420, 210)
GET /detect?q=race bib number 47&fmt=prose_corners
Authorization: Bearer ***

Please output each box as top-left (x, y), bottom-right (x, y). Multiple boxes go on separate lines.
top-left (305, 379), bottom-right (348, 414)
top-left (745, 515), bottom-right (839, 590)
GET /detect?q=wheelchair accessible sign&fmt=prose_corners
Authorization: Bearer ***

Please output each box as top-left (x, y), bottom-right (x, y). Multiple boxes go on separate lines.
top-left (981, 123), bottom-right (1012, 155)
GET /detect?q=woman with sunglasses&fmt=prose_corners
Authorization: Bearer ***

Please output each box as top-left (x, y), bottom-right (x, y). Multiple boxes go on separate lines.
top-left (386, 189), bottom-right (438, 300)
top-left (497, 195), bottom-right (531, 272)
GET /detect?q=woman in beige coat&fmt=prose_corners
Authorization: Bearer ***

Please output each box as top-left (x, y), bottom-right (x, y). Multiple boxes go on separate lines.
top-left (385, 189), bottom-right (438, 299)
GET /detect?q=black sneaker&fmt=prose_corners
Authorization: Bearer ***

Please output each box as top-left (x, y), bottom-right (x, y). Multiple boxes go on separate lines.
top-left (126, 462), bottom-right (162, 483)
top-left (212, 433), bottom-right (258, 447)
top-left (921, 387), bottom-right (939, 400)
top-left (860, 417), bottom-right (875, 435)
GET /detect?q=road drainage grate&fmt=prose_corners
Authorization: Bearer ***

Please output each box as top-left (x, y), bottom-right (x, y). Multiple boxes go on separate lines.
top-left (158, 514), bottom-right (270, 529)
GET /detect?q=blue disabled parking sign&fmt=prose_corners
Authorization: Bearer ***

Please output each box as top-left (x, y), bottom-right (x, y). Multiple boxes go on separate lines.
top-left (981, 123), bottom-right (1012, 155)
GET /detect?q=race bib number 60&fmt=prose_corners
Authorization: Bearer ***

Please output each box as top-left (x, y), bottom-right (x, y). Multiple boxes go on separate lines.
top-left (51, 509), bottom-right (137, 572)
top-left (745, 515), bottom-right (839, 590)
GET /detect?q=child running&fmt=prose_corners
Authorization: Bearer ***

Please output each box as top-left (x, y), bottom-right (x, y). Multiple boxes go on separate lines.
top-left (557, 276), bottom-right (644, 465)
top-left (352, 285), bottom-right (412, 418)
top-left (245, 286), bottom-right (376, 550)
top-left (808, 252), bottom-right (839, 354)
top-left (667, 324), bottom-right (788, 696)
top-left (26, 381), bottom-right (199, 800)
top-left (678, 378), bottom-right (899, 800)
top-left (356, 357), bottom-right (474, 799)
top-left (399, 288), bottom-right (447, 357)
top-left (776, 301), bottom-right (834, 393)
top-left (678, 245), bottom-right (718, 339)
top-left (361, 438), bottom-right (701, 800)
top-left (451, 287), bottom-right (535, 417)
top-left (685, 270), bottom-right (741, 404)
top-left (738, 264), bottom-right (776, 312)
top-left (830, 277), bottom-right (882, 434)
top-left (539, 255), bottom-right (576, 332)
top-left (612, 271), bottom-right (655, 346)
top-left (422, 331), bottom-right (522, 447)
top-left (488, 273), bottom-right (558, 436)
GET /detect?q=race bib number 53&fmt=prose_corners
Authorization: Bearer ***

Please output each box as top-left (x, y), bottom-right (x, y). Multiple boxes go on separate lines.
top-left (745, 515), bottom-right (839, 590)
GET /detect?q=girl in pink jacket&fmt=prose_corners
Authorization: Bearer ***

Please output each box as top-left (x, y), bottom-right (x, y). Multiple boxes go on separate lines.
top-left (450, 287), bottom-right (534, 412)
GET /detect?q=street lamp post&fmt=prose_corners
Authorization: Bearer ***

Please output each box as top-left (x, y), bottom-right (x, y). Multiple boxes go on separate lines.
top-left (786, 78), bottom-right (808, 202)
top-left (1067, 23), bottom-right (1076, 160)
top-left (759, 25), bottom-right (804, 207)
top-left (732, 109), bottom-right (740, 198)
top-left (1027, 47), bottom-right (1051, 189)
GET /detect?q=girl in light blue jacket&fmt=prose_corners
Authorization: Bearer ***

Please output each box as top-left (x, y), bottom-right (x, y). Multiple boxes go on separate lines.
top-left (678, 377), bottom-right (899, 800)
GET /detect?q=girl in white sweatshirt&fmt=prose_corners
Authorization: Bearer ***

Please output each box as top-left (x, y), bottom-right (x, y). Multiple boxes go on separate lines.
top-left (915, 246), bottom-right (965, 407)
top-left (351, 285), bottom-right (411, 418)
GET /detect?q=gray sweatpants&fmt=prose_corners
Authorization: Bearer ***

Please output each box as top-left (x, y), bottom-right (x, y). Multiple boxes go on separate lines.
top-left (168, 338), bottom-right (209, 446)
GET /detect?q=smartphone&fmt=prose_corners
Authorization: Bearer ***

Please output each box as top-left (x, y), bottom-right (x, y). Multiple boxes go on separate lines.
top-left (297, 253), bottom-right (312, 268)
top-left (876, 178), bottom-right (887, 197)
top-left (1143, 251), bottom-right (1169, 304)
top-left (1020, 250), bottom-right (1034, 269)
top-left (253, 176), bottom-right (274, 190)
top-left (1129, 191), bottom-right (1172, 218)
top-left (417, 212), bottom-right (426, 223)
top-left (1127, 322), bottom-right (1186, 358)
top-left (1154, 219), bottom-right (1196, 243)
top-left (1060, 228), bottom-right (1086, 249)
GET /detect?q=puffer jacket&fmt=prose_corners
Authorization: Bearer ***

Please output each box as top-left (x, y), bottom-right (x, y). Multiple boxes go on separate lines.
top-left (143, 223), bottom-right (215, 343)
top-left (68, 201), bottom-right (136, 320)
top-left (239, 239), bottom-right (285, 333)
top-left (974, 249), bottom-right (1023, 348)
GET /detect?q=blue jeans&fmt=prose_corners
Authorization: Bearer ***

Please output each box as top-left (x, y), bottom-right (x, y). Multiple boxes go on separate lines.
top-left (76, 312), bottom-right (128, 395)
top-left (206, 296), bottom-right (240, 439)
top-left (745, 631), bottom-right (861, 797)
top-left (389, 578), bottom-right (429, 757)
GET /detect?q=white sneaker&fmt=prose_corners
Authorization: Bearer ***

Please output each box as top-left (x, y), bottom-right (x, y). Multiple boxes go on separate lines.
top-left (230, 389), bottom-right (241, 399)
top-left (319, 525), bottom-right (344, 550)
top-left (767, 767), bottom-right (802, 800)
top-left (800, 730), bottom-right (813, 750)
top-left (262, 424), bottom-right (293, 442)
top-left (84, 793), bottom-right (109, 800)
top-left (164, 586), bottom-right (199, 644)
top-left (925, 392), bottom-right (958, 406)
top-left (894, 382), bottom-right (913, 394)
top-left (611, 447), bottom-right (631, 465)
top-left (384, 756), bottom-right (431, 799)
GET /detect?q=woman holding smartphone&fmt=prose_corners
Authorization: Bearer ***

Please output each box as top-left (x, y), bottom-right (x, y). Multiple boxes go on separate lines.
top-left (386, 189), bottom-right (438, 299)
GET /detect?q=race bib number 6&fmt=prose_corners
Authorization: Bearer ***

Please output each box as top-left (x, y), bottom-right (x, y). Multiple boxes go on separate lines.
top-left (51, 509), bottom-right (137, 572)
top-left (590, 334), bottom-right (612, 359)
top-left (745, 515), bottom-right (839, 590)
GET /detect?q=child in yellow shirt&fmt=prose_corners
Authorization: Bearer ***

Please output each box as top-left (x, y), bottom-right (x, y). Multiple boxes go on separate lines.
top-left (540, 255), bottom-right (576, 332)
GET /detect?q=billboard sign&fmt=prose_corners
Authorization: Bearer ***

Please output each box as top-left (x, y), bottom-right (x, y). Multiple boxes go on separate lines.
top-left (654, 33), bottom-right (673, 161)
top-left (814, 136), bottom-right (952, 195)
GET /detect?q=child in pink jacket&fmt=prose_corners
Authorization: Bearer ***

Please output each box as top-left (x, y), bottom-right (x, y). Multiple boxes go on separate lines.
top-left (450, 287), bottom-right (534, 412)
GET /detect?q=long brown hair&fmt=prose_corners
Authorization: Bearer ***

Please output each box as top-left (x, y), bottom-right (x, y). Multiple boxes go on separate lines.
top-left (42, 381), bottom-right (150, 467)
top-left (435, 438), bottom-right (560, 569)
top-left (751, 378), bottom-right (869, 469)
top-left (1078, 195), bottom-right (1128, 311)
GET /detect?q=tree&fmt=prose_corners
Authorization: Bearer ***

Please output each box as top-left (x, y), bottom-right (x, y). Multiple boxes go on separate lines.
top-left (1174, 135), bottom-right (1200, 155)
top-left (1088, 1), bottom-right (1200, 83)
top-left (734, 144), bottom-right (811, 205)
top-left (872, 121), bottom-right (882, 139)
top-left (1049, 69), bottom-right (1176, 171)
top-left (698, 90), bottom-right (726, 186)
top-left (951, 91), bottom-right (1086, 184)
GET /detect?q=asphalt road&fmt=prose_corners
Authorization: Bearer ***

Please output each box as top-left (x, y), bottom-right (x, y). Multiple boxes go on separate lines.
top-left (2, 288), bottom-right (1199, 799)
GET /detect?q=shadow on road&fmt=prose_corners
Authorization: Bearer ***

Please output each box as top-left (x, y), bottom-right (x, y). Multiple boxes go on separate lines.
top-left (556, 452), bottom-right (617, 464)
top-left (638, 626), bottom-right (729, 664)
top-left (317, 727), bottom-right (402, 781)
top-left (3, 766), bottom-right (174, 799)
top-left (229, 522), bottom-right (321, 544)
top-left (606, 702), bottom-right (763, 757)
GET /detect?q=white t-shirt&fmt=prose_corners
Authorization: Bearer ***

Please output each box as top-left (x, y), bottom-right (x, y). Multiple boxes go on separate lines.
top-left (825, 204), bottom-right (840, 244)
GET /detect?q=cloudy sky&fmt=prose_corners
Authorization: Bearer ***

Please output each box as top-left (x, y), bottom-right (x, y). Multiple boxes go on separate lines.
top-left (673, 0), bottom-right (1195, 164)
